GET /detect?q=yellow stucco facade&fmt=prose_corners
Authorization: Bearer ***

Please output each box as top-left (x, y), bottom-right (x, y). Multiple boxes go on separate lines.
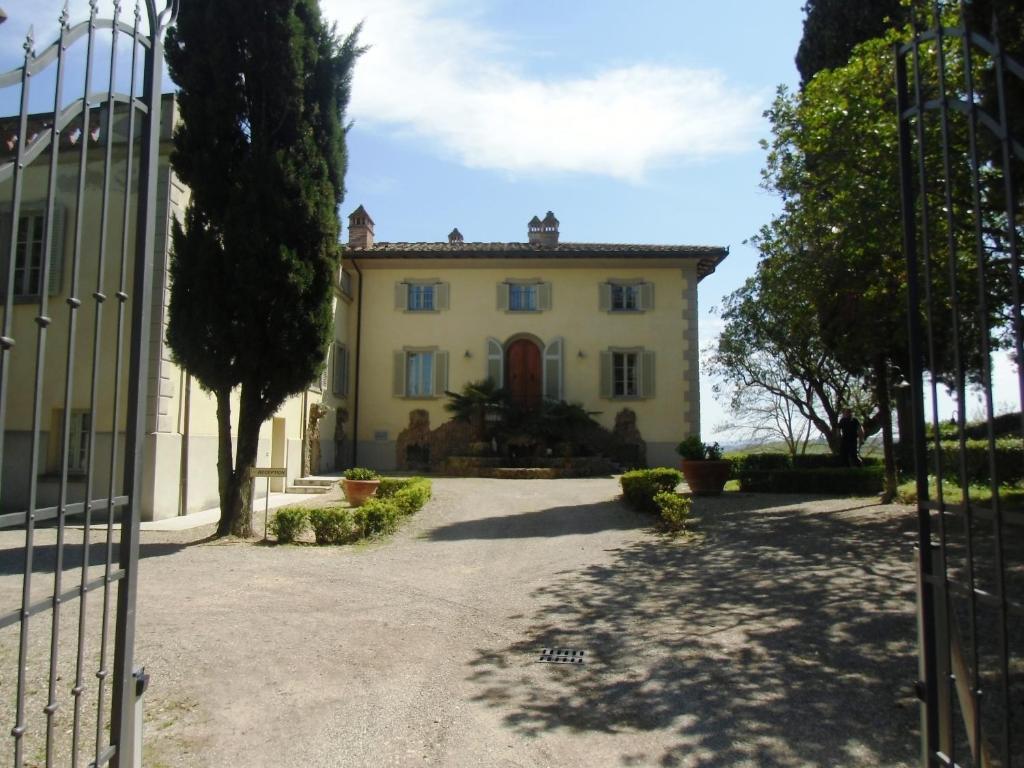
top-left (344, 210), bottom-right (724, 470)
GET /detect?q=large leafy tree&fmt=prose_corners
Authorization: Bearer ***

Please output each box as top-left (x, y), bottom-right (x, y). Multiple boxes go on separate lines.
top-left (740, 23), bottom-right (1011, 498)
top-left (165, 1), bottom-right (361, 536)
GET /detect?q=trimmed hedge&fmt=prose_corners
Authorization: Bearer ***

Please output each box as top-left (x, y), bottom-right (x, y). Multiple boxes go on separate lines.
top-left (738, 466), bottom-right (884, 495)
top-left (620, 468), bottom-right (683, 513)
top-left (271, 477), bottom-right (433, 545)
top-left (308, 507), bottom-right (355, 545)
top-left (926, 439), bottom-right (1023, 485)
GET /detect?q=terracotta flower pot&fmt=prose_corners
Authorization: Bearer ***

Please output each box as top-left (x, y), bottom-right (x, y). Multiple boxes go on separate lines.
top-left (680, 459), bottom-right (731, 496)
top-left (343, 478), bottom-right (380, 507)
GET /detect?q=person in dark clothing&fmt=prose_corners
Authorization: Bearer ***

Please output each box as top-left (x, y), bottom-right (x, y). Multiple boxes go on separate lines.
top-left (838, 408), bottom-right (864, 467)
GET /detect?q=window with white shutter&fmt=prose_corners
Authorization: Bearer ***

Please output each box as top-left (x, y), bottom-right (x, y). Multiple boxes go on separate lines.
top-left (486, 337), bottom-right (504, 387)
top-left (543, 337), bottom-right (563, 401)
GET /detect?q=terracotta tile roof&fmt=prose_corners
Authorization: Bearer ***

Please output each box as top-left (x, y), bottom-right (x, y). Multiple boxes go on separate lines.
top-left (349, 241), bottom-right (729, 279)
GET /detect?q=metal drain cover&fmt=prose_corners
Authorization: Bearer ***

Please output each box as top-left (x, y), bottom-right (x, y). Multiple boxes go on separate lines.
top-left (538, 648), bottom-right (585, 664)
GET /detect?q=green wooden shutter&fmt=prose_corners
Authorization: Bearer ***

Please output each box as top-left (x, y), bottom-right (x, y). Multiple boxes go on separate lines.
top-left (333, 344), bottom-right (348, 396)
top-left (640, 282), bottom-right (654, 311)
top-left (393, 351), bottom-right (406, 396)
top-left (543, 337), bottom-right (563, 401)
top-left (538, 281), bottom-right (552, 311)
top-left (641, 350), bottom-right (656, 398)
top-left (486, 337), bottom-right (503, 386)
top-left (433, 350), bottom-right (449, 396)
top-left (599, 282), bottom-right (612, 311)
top-left (436, 281), bottom-right (450, 310)
top-left (395, 282), bottom-right (408, 310)
top-left (600, 351), bottom-right (613, 398)
top-left (496, 282), bottom-right (509, 310)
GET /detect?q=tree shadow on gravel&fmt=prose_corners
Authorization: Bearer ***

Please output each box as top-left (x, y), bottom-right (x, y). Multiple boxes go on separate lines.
top-left (466, 495), bottom-right (921, 767)
top-left (425, 500), bottom-right (643, 541)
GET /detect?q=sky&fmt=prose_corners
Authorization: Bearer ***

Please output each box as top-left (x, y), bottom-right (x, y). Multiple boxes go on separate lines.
top-left (3, 0), bottom-right (1016, 442)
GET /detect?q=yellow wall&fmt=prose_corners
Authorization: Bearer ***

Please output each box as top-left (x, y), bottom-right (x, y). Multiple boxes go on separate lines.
top-left (351, 259), bottom-right (701, 468)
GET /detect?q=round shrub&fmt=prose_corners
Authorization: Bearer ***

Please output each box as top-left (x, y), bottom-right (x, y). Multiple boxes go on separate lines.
top-left (269, 507), bottom-right (309, 543)
top-left (620, 468), bottom-right (683, 513)
top-left (654, 491), bottom-right (692, 532)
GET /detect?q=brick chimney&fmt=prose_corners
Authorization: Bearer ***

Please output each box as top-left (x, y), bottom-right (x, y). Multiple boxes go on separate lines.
top-left (539, 211), bottom-right (559, 247)
top-left (348, 205), bottom-right (374, 249)
top-left (527, 215), bottom-right (543, 245)
top-left (448, 227), bottom-right (464, 245)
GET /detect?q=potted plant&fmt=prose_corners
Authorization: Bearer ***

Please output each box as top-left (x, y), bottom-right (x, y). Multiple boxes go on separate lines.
top-left (676, 436), bottom-right (731, 495)
top-left (342, 467), bottom-right (381, 507)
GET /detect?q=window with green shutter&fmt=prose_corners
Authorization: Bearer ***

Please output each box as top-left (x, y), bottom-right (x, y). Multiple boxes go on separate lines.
top-left (602, 280), bottom-right (653, 312)
top-left (333, 343), bottom-right (349, 397)
top-left (393, 348), bottom-right (448, 398)
top-left (500, 279), bottom-right (551, 312)
top-left (600, 347), bottom-right (654, 399)
top-left (397, 279), bottom-right (449, 312)
top-left (1, 207), bottom-right (65, 298)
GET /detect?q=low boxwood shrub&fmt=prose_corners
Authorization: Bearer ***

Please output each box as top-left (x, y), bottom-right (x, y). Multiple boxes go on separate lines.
top-left (620, 468), bottom-right (683, 513)
top-left (654, 491), bottom-right (692, 532)
top-left (308, 506), bottom-right (355, 545)
top-left (269, 507), bottom-right (309, 543)
top-left (355, 498), bottom-right (401, 537)
top-left (392, 480), bottom-right (432, 516)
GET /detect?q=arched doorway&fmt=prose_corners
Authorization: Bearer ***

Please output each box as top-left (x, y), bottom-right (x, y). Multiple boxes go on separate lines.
top-left (506, 338), bottom-right (542, 410)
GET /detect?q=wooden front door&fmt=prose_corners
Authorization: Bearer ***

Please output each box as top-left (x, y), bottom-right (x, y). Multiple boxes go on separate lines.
top-left (506, 338), bottom-right (542, 410)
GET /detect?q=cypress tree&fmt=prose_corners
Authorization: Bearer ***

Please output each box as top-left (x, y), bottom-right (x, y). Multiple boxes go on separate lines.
top-left (795, 0), bottom-right (904, 85)
top-left (164, 1), bottom-right (361, 536)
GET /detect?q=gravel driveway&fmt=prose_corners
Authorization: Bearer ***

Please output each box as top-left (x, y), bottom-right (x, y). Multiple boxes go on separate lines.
top-left (0, 478), bottom-right (921, 767)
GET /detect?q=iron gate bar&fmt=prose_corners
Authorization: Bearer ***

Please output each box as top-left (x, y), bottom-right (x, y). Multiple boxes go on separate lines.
top-left (42, 9), bottom-right (73, 764)
top-left (0, 1), bottom-right (176, 765)
top-left (898, 3), bottom-right (1023, 766)
top-left (896, 33), bottom-right (941, 768)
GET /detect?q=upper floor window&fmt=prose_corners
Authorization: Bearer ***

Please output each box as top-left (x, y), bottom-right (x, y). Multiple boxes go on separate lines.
top-left (611, 284), bottom-right (639, 311)
top-left (339, 269), bottom-right (353, 298)
top-left (408, 283), bottom-right (435, 311)
top-left (600, 280), bottom-right (653, 312)
top-left (498, 280), bottom-right (551, 312)
top-left (509, 283), bottom-right (536, 311)
top-left (395, 280), bottom-right (448, 311)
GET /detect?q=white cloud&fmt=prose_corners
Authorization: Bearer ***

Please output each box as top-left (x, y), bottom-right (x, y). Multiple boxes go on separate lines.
top-left (323, 0), bottom-right (766, 182)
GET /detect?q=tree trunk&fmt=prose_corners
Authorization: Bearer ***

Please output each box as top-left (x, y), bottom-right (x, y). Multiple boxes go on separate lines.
top-left (229, 385), bottom-right (264, 538)
top-left (876, 355), bottom-right (898, 502)
top-left (214, 386), bottom-right (263, 538)
top-left (214, 389), bottom-right (238, 537)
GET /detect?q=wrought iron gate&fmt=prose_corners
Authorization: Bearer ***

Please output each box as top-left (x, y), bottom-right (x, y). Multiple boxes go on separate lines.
top-left (897, 2), bottom-right (1023, 766)
top-left (0, 1), bottom-right (176, 766)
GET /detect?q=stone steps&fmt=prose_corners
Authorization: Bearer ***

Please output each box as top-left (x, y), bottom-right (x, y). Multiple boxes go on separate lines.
top-left (285, 476), bottom-right (337, 494)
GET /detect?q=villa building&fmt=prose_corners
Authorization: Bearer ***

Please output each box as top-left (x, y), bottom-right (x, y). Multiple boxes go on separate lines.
top-left (337, 207), bottom-right (727, 470)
